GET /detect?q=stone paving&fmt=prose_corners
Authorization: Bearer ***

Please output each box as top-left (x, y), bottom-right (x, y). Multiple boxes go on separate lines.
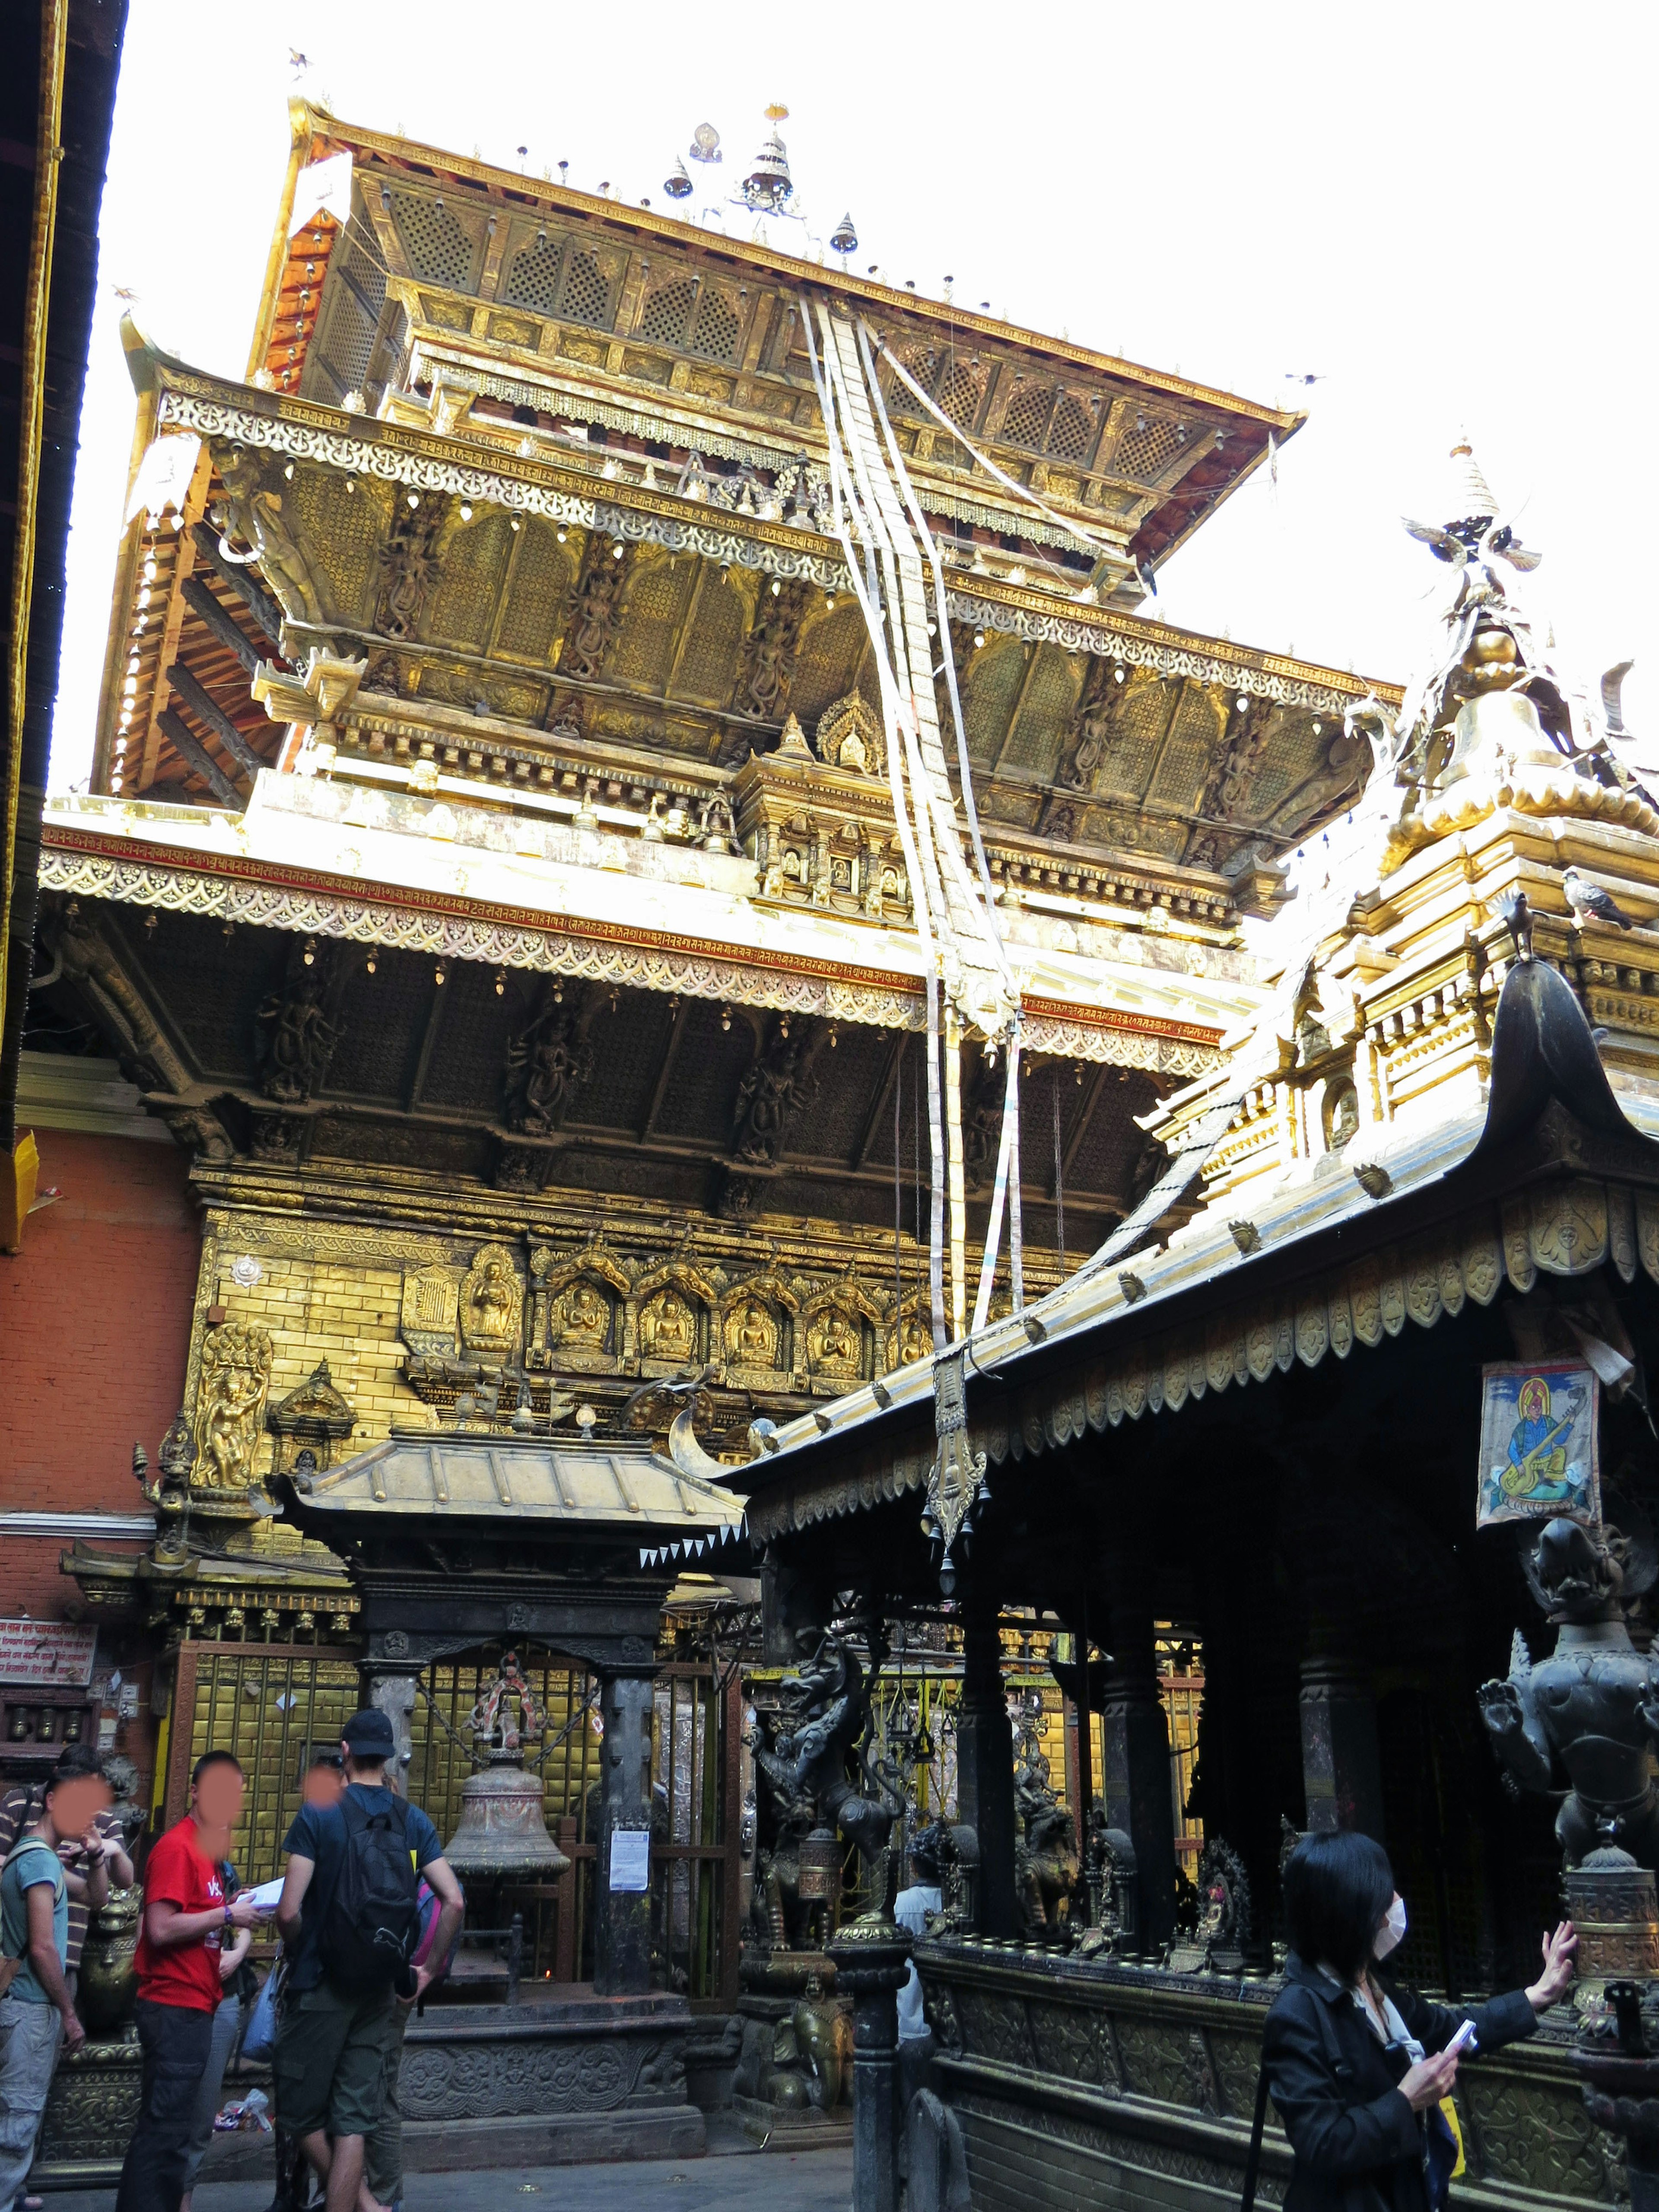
top-left (47, 2136), bottom-right (852, 2212)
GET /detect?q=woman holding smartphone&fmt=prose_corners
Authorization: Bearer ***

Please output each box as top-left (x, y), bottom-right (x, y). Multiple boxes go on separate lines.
top-left (1262, 1831), bottom-right (1576, 2212)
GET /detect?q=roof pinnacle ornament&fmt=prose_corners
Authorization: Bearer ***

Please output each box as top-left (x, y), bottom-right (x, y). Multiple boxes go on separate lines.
top-left (740, 103), bottom-right (795, 215)
top-left (830, 211), bottom-right (858, 258)
top-left (689, 122), bottom-right (722, 165)
top-left (1449, 430), bottom-right (1499, 530)
top-left (664, 156), bottom-right (692, 200)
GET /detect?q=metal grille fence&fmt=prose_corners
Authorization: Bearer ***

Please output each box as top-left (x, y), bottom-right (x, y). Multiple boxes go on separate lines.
top-left (167, 1643), bottom-right (738, 2003)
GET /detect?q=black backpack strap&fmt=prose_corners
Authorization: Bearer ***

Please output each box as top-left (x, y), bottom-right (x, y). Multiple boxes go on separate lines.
top-left (1240, 2057), bottom-right (1271, 2212)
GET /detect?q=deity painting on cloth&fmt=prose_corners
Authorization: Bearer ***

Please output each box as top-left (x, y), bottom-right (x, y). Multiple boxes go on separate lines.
top-left (1477, 1359), bottom-right (1599, 1528)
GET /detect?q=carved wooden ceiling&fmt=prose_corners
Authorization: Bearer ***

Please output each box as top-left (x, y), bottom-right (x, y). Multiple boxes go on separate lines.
top-left (109, 445), bottom-right (1370, 898)
top-left (37, 901), bottom-right (1164, 1255)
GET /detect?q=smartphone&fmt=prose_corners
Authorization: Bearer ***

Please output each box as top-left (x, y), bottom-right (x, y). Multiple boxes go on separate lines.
top-left (1446, 2018), bottom-right (1478, 2054)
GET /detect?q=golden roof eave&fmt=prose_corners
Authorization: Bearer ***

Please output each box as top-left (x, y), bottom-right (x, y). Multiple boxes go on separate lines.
top-left (280, 102), bottom-right (1307, 438)
top-left (125, 341), bottom-right (1398, 711)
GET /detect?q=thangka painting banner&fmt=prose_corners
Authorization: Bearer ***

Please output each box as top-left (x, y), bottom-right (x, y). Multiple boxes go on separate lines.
top-left (1478, 1360), bottom-right (1600, 1528)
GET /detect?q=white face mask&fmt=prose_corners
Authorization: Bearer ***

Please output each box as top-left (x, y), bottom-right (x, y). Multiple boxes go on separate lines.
top-left (1374, 1894), bottom-right (1407, 1961)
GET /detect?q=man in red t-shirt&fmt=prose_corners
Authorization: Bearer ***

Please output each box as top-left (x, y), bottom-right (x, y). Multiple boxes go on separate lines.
top-left (114, 1751), bottom-right (261, 2212)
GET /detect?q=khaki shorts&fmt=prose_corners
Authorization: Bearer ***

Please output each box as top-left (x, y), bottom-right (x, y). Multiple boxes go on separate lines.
top-left (272, 1979), bottom-right (398, 2140)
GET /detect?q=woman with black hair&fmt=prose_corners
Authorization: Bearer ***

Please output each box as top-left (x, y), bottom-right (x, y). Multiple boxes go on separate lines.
top-left (1262, 1831), bottom-right (1576, 2212)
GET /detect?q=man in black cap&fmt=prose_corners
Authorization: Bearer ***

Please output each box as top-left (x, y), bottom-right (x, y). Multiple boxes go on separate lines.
top-left (273, 1711), bottom-right (461, 2212)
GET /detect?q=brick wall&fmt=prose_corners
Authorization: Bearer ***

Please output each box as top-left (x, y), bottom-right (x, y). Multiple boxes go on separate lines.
top-left (0, 1129), bottom-right (200, 1526)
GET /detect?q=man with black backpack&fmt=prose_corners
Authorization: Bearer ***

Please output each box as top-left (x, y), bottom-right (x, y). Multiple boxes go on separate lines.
top-left (273, 1712), bottom-right (461, 2212)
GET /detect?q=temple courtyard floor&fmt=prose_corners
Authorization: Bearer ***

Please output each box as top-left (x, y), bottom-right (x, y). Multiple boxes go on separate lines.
top-left (48, 2132), bottom-right (852, 2212)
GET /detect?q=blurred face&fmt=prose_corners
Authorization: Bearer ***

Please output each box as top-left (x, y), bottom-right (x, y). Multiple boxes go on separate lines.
top-left (191, 1763), bottom-right (243, 1858)
top-left (47, 1774), bottom-right (111, 1838)
top-left (303, 1761), bottom-right (344, 1808)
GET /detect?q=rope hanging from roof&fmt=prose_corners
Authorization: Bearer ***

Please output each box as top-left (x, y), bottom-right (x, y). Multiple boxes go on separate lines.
top-left (798, 291), bottom-right (1025, 1344)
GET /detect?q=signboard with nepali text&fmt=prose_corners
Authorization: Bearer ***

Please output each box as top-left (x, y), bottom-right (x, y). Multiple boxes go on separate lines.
top-left (1478, 1360), bottom-right (1600, 1529)
top-left (0, 1620), bottom-right (98, 1686)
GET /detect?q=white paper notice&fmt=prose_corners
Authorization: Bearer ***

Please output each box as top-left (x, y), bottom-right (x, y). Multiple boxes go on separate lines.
top-left (609, 1829), bottom-right (650, 1893)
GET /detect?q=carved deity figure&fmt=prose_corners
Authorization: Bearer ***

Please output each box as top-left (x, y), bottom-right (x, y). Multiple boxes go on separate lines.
top-left (736, 581), bottom-right (808, 719)
top-left (560, 539), bottom-right (630, 681)
top-left (733, 1028), bottom-right (816, 1167)
top-left (1012, 1719), bottom-right (1081, 1936)
top-left (1480, 1516), bottom-right (1659, 1869)
top-left (375, 497), bottom-right (444, 640)
top-left (471, 1260), bottom-right (513, 1338)
top-left (504, 990), bottom-right (593, 1135)
top-left (256, 969), bottom-right (343, 1106)
top-left (753, 1627), bottom-right (903, 1869)
top-left (195, 1326), bottom-right (275, 1491)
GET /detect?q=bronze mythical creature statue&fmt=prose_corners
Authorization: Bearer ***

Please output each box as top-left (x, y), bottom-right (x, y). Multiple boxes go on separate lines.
top-left (1479, 1515), bottom-right (1659, 1869)
top-left (754, 1626), bottom-right (905, 1869)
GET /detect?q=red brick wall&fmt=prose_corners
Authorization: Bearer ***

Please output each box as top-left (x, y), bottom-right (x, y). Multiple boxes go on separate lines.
top-left (0, 1128), bottom-right (200, 1537)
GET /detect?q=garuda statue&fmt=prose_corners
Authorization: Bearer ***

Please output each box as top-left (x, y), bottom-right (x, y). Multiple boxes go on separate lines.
top-left (1479, 1515), bottom-right (1659, 1869)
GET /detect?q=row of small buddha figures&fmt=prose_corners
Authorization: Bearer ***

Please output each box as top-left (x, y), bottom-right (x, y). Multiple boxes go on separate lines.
top-left (403, 1237), bottom-right (948, 1389)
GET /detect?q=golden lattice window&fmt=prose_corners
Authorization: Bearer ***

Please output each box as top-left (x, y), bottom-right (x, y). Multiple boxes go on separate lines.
top-left (429, 512), bottom-right (512, 651)
top-left (496, 521), bottom-right (569, 662)
top-left (1001, 646), bottom-right (1081, 776)
top-left (390, 192), bottom-right (480, 290)
top-left (1047, 391), bottom-right (1097, 462)
top-left (607, 559), bottom-right (693, 690)
top-left (999, 379), bottom-right (1054, 451)
top-left (503, 231), bottom-right (564, 314)
top-left (889, 346), bottom-right (939, 416)
top-left (963, 639), bottom-right (1029, 769)
top-left (640, 276), bottom-right (695, 348)
top-left (690, 286), bottom-right (741, 364)
top-left (1115, 413), bottom-right (1185, 481)
top-left (671, 574), bottom-right (745, 705)
top-left (558, 248), bottom-right (614, 331)
top-left (291, 470), bottom-right (382, 621)
top-left (938, 359), bottom-right (985, 430)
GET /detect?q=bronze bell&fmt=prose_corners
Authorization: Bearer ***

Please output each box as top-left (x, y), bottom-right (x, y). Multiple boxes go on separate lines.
top-left (442, 1651), bottom-right (572, 1881)
top-left (443, 1758), bottom-right (572, 1880)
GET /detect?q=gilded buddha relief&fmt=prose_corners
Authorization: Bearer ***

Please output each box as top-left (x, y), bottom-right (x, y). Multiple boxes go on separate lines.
top-left (806, 1306), bottom-right (864, 1382)
top-left (552, 1277), bottom-right (615, 1360)
top-left (459, 1243), bottom-right (523, 1357)
top-left (725, 1299), bottom-right (781, 1372)
top-left (639, 1287), bottom-right (700, 1366)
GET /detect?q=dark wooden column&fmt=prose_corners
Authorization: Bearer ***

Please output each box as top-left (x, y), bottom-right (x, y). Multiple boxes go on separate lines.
top-left (594, 1669), bottom-right (655, 1995)
top-left (1098, 1592), bottom-right (1179, 1950)
top-left (955, 1597), bottom-right (1016, 1938)
top-left (1299, 1653), bottom-right (1385, 1842)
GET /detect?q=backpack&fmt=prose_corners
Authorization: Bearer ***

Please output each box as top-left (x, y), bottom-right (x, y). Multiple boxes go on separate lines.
top-left (319, 1792), bottom-right (420, 1993)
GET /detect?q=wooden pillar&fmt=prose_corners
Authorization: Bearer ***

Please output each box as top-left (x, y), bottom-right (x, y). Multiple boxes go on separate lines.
top-left (1098, 1595), bottom-right (1178, 1951)
top-left (594, 1669), bottom-right (655, 1995)
top-left (1299, 1653), bottom-right (1385, 1843)
top-left (955, 1599), bottom-right (1015, 1937)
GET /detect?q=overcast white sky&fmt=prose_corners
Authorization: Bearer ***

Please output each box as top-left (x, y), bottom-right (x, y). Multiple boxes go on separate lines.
top-left (49, 0), bottom-right (1655, 788)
